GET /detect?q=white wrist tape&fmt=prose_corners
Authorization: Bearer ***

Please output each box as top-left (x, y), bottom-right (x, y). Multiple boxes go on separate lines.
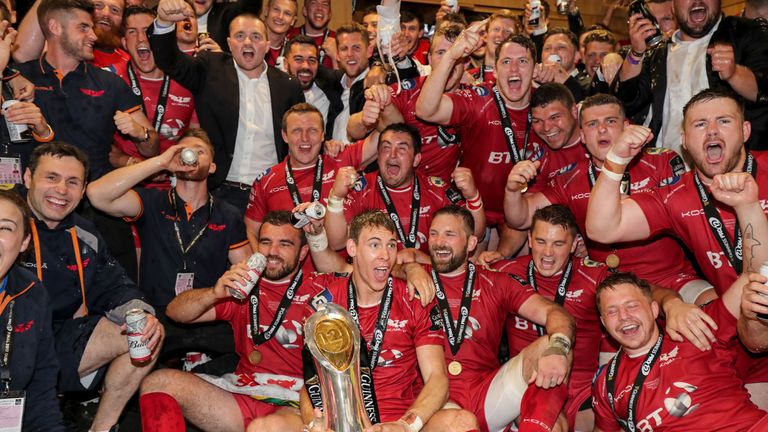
top-left (606, 149), bottom-right (634, 166)
top-left (327, 195), bottom-right (344, 213)
top-left (601, 168), bottom-right (624, 182)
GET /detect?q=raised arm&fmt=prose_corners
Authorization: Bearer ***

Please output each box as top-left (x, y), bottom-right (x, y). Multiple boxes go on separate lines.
top-left (87, 145), bottom-right (193, 218)
top-left (585, 125), bottom-right (654, 243)
top-left (415, 25), bottom-right (482, 124)
top-left (12, 0), bottom-right (46, 63)
top-left (150, 0), bottom-right (207, 92)
top-left (710, 172), bottom-right (768, 273)
top-left (166, 262), bottom-right (249, 323)
top-left (324, 166), bottom-right (358, 250)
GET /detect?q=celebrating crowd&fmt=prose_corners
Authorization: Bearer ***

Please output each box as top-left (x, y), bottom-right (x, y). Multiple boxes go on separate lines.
top-left (0, 0), bottom-right (767, 430)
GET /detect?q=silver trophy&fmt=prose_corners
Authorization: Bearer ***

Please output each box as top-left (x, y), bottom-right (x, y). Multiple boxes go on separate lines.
top-left (304, 303), bottom-right (371, 432)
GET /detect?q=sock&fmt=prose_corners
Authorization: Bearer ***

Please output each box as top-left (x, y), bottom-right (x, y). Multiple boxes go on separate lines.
top-left (139, 392), bottom-right (185, 432)
top-left (517, 384), bottom-right (567, 432)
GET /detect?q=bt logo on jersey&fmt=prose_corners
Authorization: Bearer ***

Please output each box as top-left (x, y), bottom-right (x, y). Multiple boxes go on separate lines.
top-left (706, 250), bottom-right (732, 269)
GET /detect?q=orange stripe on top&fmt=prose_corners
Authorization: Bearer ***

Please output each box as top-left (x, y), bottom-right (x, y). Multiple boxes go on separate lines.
top-left (0, 281), bottom-right (35, 317)
top-left (123, 105), bottom-right (142, 114)
top-left (229, 239), bottom-right (250, 250)
top-left (122, 189), bottom-right (145, 223)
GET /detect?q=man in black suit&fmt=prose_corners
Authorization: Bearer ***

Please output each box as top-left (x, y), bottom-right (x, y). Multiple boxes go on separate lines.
top-left (284, 34), bottom-right (342, 140)
top-left (191, 0), bottom-right (263, 53)
top-left (151, 0), bottom-right (304, 212)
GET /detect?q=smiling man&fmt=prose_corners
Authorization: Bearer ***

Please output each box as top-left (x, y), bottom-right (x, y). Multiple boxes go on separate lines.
top-left (264, 0), bottom-right (297, 68)
top-left (286, 0), bottom-right (334, 69)
top-left (492, 205), bottom-right (608, 431)
top-left (585, 89), bottom-right (768, 403)
top-left (324, 123), bottom-right (486, 260)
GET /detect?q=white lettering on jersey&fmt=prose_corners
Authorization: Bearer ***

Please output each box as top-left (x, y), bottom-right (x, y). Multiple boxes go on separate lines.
top-left (706, 250), bottom-right (728, 269)
top-left (571, 192), bottom-right (591, 201)
top-left (680, 209), bottom-right (705, 217)
top-left (488, 152), bottom-right (511, 164)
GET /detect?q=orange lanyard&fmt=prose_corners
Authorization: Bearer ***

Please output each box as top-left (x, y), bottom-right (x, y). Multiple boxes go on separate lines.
top-left (29, 219), bottom-right (88, 317)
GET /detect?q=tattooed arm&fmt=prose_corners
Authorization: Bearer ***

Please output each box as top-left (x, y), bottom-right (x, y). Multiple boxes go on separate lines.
top-left (710, 172), bottom-right (768, 272)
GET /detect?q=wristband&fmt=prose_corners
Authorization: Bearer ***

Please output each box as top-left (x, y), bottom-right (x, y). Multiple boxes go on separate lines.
top-left (630, 49), bottom-right (646, 58)
top-left (466, 193), bottom-right (483, 211)
top-left (548, 332), bottom-right (572, 356)
top-left (306, 230), bottom-right (329, 252)
top-left (399, 414), bottom-right (424, 432)
top-left (32, 123), bottom-right (54, 142)
top-left (601, 167), bottom-right (624, 182)
top-left (606, 149), bottom-right (634, 166)
top-left (327, 195), bottom-right (344, 213)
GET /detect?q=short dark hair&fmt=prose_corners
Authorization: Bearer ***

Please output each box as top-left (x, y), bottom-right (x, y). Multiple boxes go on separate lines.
top-left (122, 5), bottom-right (155, 33)
top-left (431, 22), bottom-right (465, 53)
top-left (595, 272), bottom-right (653, 312)
top-left (361, 5), bottom-right (377, 17)
top-left (180, 128), bottom-right (215, 157)
top-left (543, 27), bottom-right (578, 50)
top-left (540, 0), bottom-right (551, 19)
top-left (336, 22), bottom-right (370, 47)
top-left (496, 33), bottom-right (537, 65)
top-left (0, 190), bottom-right (32, 241)
top-left (379, 123), bottom-right (422, 154)
top-left (228, 12), bottom-right (264, 36)
top-left (349, 210), bottom-right (395, 243)
top-left (285, 34), bottom-right (319, 58)
top-left (579, 93), bottom-right (625, 125)
top-left (433, 205), bottom-right (474, 238)
top-left (261, 210), bottom-right (306, 246)
top-left (531, 204), bottom-right (578, 237)
top-left (0, 2), bottom-right (12, 22)
top-left (583, 29), bottom-right (617, 50)
top-left (401, 9), bottom-right (422, 26)
top-left (38, 0), bottom-right (94, 38)
top-left (531, 83), bottom-right (576, 110)
top-left (29, 141), bottom-right (89, 180)
top-left (282, 102), bottom-right (324, 132)
top-left (683, 89), bottom-right (745, 123)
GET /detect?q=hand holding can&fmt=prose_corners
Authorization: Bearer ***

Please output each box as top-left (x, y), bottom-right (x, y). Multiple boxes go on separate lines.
top-left (229, 252), bottom-right (268, 299)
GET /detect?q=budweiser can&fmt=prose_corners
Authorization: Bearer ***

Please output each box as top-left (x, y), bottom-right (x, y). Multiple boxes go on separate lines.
top-left (556, 0), bottom-right (568, 15)
top-left (125, 309), bottom-right (151, 362)
top-left (2, 100), bottom-right (28, 142)
top-left (758, 263), bottom-right (768, 321)
top-left (628, 0), bottom-right (663, 47)
top-left (291, 202), bottom-right (326, 229)
top-left (180, 148), bottom-right (198, 165)
top-left (445, 0), bottom-right (458, 12)
top-left (230, 252), bottom-right (267, 299)
top-left (197, 32), bottom-right (210, 46)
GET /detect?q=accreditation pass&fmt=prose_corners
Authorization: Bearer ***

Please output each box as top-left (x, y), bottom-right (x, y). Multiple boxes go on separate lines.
top-left (0, 390), bottom-right (24, 431)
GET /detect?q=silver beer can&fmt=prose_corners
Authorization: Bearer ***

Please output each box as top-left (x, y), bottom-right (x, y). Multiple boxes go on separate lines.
top-left (125, 309), bottom-right (151, 362)
top-left (230, 252), bottom-right (267, 299)
top-left (2, 100), bottom-right (28, 142)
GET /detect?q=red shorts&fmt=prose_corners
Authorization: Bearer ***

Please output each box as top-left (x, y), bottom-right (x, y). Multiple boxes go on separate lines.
top-left (453, 369), bottom-right (501, 432)
top-left (650, 271), bottom-right (700, 291)
top-left (564, 381), bottom-right (591, 430)
top-left (232, 394), bottom-right (281, 426)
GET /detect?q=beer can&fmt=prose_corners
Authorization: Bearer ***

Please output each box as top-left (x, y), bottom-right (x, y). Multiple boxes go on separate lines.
top-left (547, 54), bottom-right (562, 64)
top-left (445, 0), bottom-right (459, 12)
top-left (529, 0), bottom-right (541, 27)
top-left (180, 148), bottom-right (198, 165)
top-left (556, 0), bottom-right (568, 15)
top-left (758, 263), bottom-right (768, 321)
top-left (628, 0), bottom-right (664, 47)
top-left (2, 100), bottom-right (28, 143)
top-left (125, 309), bottom-right (151, 363)
top-left (291, 202), bottom-right (326, 228)
top-left (230, 252), bottom-right (267, 299)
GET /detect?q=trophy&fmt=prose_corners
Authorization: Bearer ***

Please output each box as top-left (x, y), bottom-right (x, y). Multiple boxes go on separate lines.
top-left (304, 303), bottom-right (371, 432)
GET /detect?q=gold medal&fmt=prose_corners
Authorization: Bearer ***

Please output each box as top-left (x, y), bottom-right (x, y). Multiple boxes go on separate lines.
top-left (248, 349), bottom-right (262, 365)
top-left (605, 253), bottom-right (620, 269)
top-left (448, 360), bottom-right (462, 376)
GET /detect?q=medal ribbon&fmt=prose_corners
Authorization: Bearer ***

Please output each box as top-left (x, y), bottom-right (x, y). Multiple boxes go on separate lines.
top-left (302, 28), bottom-right (330, 63)
top-left (526, 259), bottom-right (572, 337)
top-left (248, 268), bottom-right (304, 345)
top-left (285, 156), bottom-right (324, 205)
top-left (605, 331), bottom-right (664, 432)
top-left (347, 275), bottom-right (394, 425)
top-left (127, 66), bottom-right (170, 132)
top-left (693, 152), bottom-right (756, 274)
top-left (437, 126), bottom-right (459, 146)
top-left (431, 262), bottom-right (476, 356)
top-left (170, 189), bottom-right (213, 270)
top-left (376, 175), bottom-right (420, 248)
top-left (490, 84), bottom-right (532, 164)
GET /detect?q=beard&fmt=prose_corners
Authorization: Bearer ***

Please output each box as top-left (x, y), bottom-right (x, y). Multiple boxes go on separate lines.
top-left (61, 31), bottom-right (93, 61)
top-left (94, 24), bottom-right (122, 51)
top-left (264, 254), bottom-right (299, 280)
top-left (430, 246), bottom-right (467, 274)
